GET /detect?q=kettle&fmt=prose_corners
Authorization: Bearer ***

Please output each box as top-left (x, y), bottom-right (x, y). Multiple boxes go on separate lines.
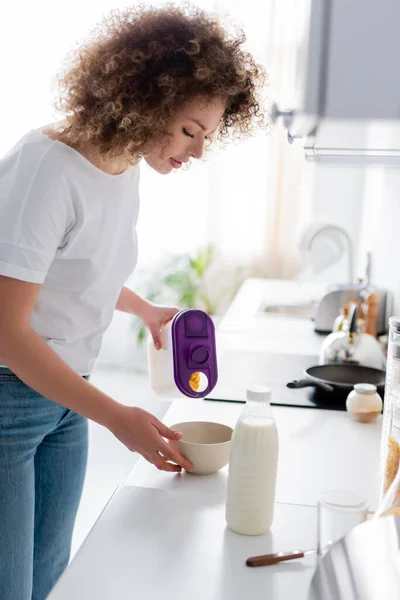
top-left (148, 309), bottom-right (218, 399)
top-left (319, 303), bottom-right (386, 370)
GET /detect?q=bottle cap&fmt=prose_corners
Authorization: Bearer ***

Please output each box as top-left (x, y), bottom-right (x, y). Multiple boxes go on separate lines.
top-left (246, 385), bottom-right (272, 402)
top-left (354, 383), bottom-right (377, 395)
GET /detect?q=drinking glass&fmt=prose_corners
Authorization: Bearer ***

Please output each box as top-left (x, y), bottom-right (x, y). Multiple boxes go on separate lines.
top-left (317, 490), bottom-right (368, 558)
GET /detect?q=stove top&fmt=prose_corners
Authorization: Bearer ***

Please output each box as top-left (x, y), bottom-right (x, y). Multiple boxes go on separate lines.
top-left (205, 351), bottom-right (346, 411)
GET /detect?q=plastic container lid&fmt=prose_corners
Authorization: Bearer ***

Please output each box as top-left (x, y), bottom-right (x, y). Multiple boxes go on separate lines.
top-left (246, 385), bottom-right (272, 402)
top-left (354, 383), bottom-right (378, 395)
top-left (170, 309), bottom-right (218, 398)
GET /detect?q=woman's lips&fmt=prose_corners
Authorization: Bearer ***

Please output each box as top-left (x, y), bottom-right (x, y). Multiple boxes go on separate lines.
top-left (170, 158), bottom-right (183, 168)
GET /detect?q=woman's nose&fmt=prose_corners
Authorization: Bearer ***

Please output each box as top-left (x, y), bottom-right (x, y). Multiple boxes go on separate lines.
top-left (190, 137), bottom-right (205, 160)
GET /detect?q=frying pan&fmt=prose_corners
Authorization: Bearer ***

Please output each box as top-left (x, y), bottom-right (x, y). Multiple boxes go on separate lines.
top-left (287, 363), bottom-right (386, 398)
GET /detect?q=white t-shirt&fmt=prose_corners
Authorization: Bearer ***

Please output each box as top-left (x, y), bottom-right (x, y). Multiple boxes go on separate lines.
top-left (0, 129), bottom-right (140, 375)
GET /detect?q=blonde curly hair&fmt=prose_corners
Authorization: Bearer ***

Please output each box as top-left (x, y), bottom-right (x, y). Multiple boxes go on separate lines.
top-left (55, 2), bottom-right (267, 163)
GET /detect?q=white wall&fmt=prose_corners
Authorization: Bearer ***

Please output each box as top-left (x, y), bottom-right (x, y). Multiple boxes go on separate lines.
top-left (310, 163), bottom-right (366, 282)
top-left (358, 168), bottom-right (400, 316)
top-left (311, 160), bottom-right (400, 320)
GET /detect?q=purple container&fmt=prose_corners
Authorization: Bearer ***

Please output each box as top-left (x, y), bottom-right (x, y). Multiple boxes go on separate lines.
top-left (170, 309), bottom-right (218, 398)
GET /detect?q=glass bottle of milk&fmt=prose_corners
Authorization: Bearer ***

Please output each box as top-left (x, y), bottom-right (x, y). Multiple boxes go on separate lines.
top-left (226, 385), bottom-right (279, 536)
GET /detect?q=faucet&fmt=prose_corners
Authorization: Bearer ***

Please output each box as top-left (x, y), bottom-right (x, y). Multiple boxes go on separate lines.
top-left (306, 224), bottom-right (354, 284)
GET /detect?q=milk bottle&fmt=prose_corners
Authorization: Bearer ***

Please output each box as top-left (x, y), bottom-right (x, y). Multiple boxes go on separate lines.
top-left (225, 386), bottom-right (279, 535)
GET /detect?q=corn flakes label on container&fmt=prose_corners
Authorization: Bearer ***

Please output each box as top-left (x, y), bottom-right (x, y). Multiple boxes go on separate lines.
top-left (148, 309), bottom-right (218, 399)
top-left (380, 317), bottom-right (400, 503)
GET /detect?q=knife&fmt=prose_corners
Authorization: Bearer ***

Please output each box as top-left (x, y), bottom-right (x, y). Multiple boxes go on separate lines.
top-left (246, 549), bottom-right (316, 567)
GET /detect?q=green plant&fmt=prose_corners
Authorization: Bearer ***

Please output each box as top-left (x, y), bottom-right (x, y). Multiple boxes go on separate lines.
top-left (132, 246), bottom-right (217, 347)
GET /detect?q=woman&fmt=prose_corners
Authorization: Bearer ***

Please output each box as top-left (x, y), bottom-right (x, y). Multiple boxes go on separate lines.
top-left (0, 4), bottom-right (265, 599)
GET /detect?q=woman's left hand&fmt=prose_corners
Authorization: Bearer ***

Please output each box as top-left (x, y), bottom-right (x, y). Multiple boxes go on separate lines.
top-left (141, 303), bottom-right (181, 350)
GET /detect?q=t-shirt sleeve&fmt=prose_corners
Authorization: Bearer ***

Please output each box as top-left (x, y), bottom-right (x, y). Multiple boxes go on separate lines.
top-left (0, 142), bottom-right (72, 284)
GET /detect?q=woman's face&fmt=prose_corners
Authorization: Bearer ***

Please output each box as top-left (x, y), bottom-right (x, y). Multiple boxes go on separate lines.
top-left (144, 98), bottom-right (225, 174)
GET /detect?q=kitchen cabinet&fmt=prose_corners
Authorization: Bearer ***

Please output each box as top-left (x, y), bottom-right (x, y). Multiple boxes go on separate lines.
top-left (274, 0), bottom-right (400, 162)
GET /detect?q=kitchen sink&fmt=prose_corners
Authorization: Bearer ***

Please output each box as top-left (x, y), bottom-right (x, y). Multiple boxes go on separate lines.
top-left (262, 303), bottom-right (316, 319)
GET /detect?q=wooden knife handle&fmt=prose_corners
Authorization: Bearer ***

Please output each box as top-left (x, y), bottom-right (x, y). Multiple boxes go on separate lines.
top-left (246, 550), bottom-right (305, 567)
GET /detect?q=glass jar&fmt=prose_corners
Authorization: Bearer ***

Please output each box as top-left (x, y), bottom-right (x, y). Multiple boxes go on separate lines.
top-left (379, 317), bottom-right (400, 503)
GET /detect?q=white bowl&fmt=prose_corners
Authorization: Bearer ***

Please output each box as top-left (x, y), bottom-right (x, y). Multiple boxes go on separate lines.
top-left (169, 421), bottom-right (233, 476)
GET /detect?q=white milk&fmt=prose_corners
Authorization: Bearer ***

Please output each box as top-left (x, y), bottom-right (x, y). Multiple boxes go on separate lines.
top-left (225, 386), bottom-right (279, 536)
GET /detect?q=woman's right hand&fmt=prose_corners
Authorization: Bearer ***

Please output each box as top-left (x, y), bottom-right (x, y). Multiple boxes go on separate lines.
top-left (108, 405), bottom-right (193, 473)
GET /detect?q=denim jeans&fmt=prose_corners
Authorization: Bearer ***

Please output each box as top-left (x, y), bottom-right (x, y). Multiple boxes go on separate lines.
top-left (0, 368), bottom-right (88, 600)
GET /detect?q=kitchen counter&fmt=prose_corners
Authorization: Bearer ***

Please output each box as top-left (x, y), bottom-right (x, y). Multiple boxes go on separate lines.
top-left (48, 279), bottom-right (384, 599)
top-left (217, 278), bottom-right (327, 356)
top-left (49, 397), bottom-right (382, 600)
top-left (48, 485), bottom-right (318, 600)
top-left (124, 398), bottom-right (382, 509)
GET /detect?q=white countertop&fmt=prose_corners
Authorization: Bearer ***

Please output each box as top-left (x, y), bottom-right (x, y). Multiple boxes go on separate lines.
top-left (48, 279), bottom-right (384, 599)
top-left (123, 398), bottom-right (382, 510)
top-left (49, 397), bottom-right (382, 600)
top-left (217, 278), bottom-right (326, 357)
top-left (49, 485), bottom-right (318, 600)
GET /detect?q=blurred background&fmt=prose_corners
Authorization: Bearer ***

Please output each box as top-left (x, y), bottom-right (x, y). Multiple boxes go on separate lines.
top-left (1, 0), bottom-right (397, 369)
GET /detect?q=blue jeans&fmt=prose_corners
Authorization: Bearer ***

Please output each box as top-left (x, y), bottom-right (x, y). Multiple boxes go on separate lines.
top-left (0, 368), bottom-right (88, 600)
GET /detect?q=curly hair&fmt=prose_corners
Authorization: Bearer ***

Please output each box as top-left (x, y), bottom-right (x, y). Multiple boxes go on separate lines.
top-left (55, 2), bottom-right (268, 163)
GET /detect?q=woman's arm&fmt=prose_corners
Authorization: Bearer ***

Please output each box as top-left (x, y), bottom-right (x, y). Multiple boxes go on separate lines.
top-left (0, 276), bottom-right (121, 425)
top-left (116, 286), bottom-right (180, 349)
top-left (115, 286), bottom-right (151, 317)
top-left (0, 275), bottom-right (192, 472)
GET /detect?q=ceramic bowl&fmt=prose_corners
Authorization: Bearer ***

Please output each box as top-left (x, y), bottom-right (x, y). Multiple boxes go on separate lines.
top-left (169, 421), bottom-right (233, 476)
